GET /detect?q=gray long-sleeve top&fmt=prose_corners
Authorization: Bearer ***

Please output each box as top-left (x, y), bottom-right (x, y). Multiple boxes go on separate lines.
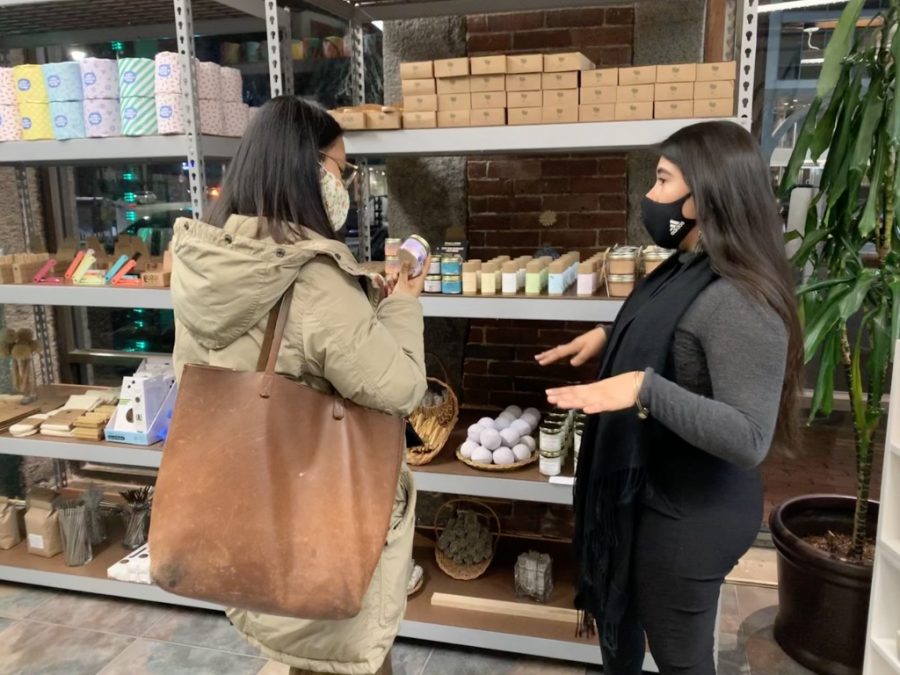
top-left (637, 278), bottom-right (788, 470)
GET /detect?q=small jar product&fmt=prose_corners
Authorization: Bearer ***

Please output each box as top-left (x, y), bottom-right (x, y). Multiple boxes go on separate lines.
top-left (539, 448), bottom-right (563, 477)
top-left (607, 246), bottom-right (640, 275)
top-left (642, 246), bottom-right (674, 275)
top-left (440, 255), bottom-right (462, 276)
top-left (385, 238), bottom-right (402, 258)
top-left (539, 423), bottom-right (564, 453)
top-left (441, 274), bottom-right (462, 294)
top-left (385, 256), bottom-right (401, 277)
top-left (424, 275), bottom-right (443, 294)
top-left (608, 273), bottom-right (636, 298)
top-left (429, 257), bottom-right (443, 275)
top-left (398, 235), bottom-right (431, 278)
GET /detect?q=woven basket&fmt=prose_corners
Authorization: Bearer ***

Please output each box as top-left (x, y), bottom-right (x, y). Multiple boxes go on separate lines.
top-left (455, 444), bottom-right (539, 472)
top-left (434, 498), bottom-right (500, 581)
top-left (406, 355), bottom-right (459, 466)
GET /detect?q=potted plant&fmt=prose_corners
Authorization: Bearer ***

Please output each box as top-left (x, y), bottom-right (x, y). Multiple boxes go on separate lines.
top-left (774, 1), bottom-right (897, 674)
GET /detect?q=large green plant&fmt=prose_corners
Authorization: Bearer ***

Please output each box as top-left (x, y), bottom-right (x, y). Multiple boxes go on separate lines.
top-left (781, 0), bottom-right (899, 560)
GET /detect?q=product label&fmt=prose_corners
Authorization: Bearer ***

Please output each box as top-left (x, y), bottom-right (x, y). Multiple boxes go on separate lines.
top-left (123, 71), bottom-right (137, 84)
top-left (88, 112), bottom-right (102, 126)
top-left (21, 117), bottom-right (32, 130)
top-left (47, 75), bottom-right (61, 88)
top-left (160, 105), bottom-right (173, 119)
top-left (17, 78), bottom-right (30, 91)
top-left (158, 64), bottom-right (172, 77)
top-left (539, 455), bottom-right (562, 477)
top-left (83, 72), bottom-right (97, 86)
top-left (54, 115), bottom-right (68, 128)
top-left (124, 107), bottom-right (137, 120)
top-left (28, 533), bottom-right (44, 550)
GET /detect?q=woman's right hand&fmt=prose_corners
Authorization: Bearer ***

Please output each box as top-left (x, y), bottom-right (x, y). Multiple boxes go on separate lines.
top-left (535, 326), bottom-right (607, 367)
top-left (391, 258), bottom-right (429, 299)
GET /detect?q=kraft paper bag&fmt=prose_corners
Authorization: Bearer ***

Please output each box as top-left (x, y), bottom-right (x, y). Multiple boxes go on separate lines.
top-left (25, 487), bottom-right (62, 558)
top-left (0, 497), bottom-right (22, 550)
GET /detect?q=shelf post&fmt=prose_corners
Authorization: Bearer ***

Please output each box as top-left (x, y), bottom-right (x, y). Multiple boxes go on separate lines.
top-left (265, 1), bottom-right (290, 97)
top-left (736, 0), bottom-right (758, 131)
top-left (349, 20), bottom-right (372, 261)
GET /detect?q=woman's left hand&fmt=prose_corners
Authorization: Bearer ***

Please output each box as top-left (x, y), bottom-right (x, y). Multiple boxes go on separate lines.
top-left (546, 372), bottom-right (644, 414)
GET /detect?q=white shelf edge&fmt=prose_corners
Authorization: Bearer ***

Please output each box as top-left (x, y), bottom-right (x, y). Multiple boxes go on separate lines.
top-left (0, 135), bottom-right (239, 165)
top-left (0, 436), bottom-right (162, 468)
top-left (872, 637), bottom-right (900, 674)
top-left (880, 538), bottom-right (900, 573)
top-left (0, 285), bottom-right (174, 309)
top-left (414, 470), bottom-right (572, 505)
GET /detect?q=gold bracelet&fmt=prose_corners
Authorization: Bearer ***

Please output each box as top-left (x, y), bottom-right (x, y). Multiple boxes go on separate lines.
top-left (633, 372), bottom-right (649, 420)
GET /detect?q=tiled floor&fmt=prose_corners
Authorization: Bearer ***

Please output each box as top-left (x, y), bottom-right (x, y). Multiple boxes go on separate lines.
top-left (0, 580), bottom-right (812, 675)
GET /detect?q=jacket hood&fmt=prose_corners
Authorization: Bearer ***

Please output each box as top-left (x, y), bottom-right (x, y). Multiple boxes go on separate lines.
top-left (170, 215), bottom-right (367, 350)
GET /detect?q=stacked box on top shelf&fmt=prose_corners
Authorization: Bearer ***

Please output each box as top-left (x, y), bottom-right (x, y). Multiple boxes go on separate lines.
top-left (616, 65), bottom-right (656, 121)
top-left (579, 68), bottom-right (618, 122)
top-left (694, 61), bottom-right (737, 118)
top-left (469, 55), bottom-right (506, 128)
top-left (506, 54), bottom-right (543, 126)
top-left (653, 63), bottom-right (696, 120)
top-left (400, 61), bottom-right (437, 129)
top-left (434, 58), bottom-right (472, 128)
top-left (542, 52), bottom-right (593, 125)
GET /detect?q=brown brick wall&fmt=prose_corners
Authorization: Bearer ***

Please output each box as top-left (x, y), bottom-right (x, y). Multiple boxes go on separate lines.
top-left (460, 8), bottom-right (635, 409)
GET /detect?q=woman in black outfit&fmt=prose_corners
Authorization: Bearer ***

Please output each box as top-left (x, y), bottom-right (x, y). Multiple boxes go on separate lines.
top-left (536, 121), bottom-right (802, 675)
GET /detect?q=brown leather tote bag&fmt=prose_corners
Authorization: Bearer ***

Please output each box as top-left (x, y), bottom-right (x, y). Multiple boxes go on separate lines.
top-left (149, 289), bottom-right (405, 619)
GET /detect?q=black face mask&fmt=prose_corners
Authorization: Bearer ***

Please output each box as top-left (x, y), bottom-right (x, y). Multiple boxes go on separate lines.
top-left (640, 193), bottom-right (696, 249)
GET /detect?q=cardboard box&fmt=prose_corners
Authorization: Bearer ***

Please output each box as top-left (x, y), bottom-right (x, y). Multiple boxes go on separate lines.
top-left (694, 80), bottom-right (734, 100)
top-left (581, 68), bottom-right (618, 87)
top-left (615, 101), bottom-right (653, 120)
top-left (438, 93), bottom-right (472, 111)
top-left (655, 82), bottom-right (694, 101)
top-left (330, 109), bottom-right (366, 130)
top-left (401, 78), bottom-right (436, 96)
top-left (403, 111), bottom-right (437, 129)
top-left (617, 84), bottom-right (654, 103)
top-left (542, 105), bottom-right (579, 124)
top-left (471, 108), bottom-right (506, 127)
top-left (436, 76), bottom-right (471, 94)
top-left (470, 55), bottom-right (507, 75)
top-left (694, 98), bottom-right (734, 118)
top-left (655, 100), bottom-right (694, 119)
top-left (544, 51), bottom-right (595, 72)
top-left (656, 63), bottom-right (698, 83)
top-left (400, 61), bottom-right (434, 80)
top-left (507, 53), bottom-right (544, 74)
top-left (507, 73), bottom-right (542, 92)
top-left (697, 61), bottom-right (737, 81)
top-left (542, 71), bottom-right (579, 90)
top-left (508, 107), bottom-right (542, 125)
top-left (438, 110), bottom-right (471, 127)
top-left (365, 109), bottom-right (402, 129)
top-left (580, 86), bottom-right (617, 105)
top-left (579, 103), bottom-right (616, 122)
top-left (472, 91), bottom-right (507, 109)
top-left (404, 94), bottom-right (438, 112)
top-left (507, 90), bottom-right (543, 108)
top-left (141, 271), bottom-right (171, 288)
top-left (618, 66), bottom-right (657, 85)
top-left (434, 58), bottom-right (469, 78)
top-left (543, 89), bottom-right (579, 108)
top-left (469, 74), bottom-right (506, 93)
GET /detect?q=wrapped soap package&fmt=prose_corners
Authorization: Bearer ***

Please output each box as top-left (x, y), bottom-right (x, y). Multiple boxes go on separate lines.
top-left (0, 105), bottom-right (21, 141)
top-left (50, 100), bottom-right (86, 139)
top-left (154, 52), bottom-right (183, 94)
top-left (42, 62), bottom-right (83, 101)
top-left (13, 65), bottom-right (48, 104)
top-left (197, 61), bottom-right (221, 99)
top-left (0, 497), bottom-right (22, 550)
top-left (155, 93), bottom-right (185, 134)
top-left (223, 102), bottom-right (249, 137)
top-left (200, 98), bottom-right (224, 136)
top-left (117, 58), bottom-right (155, 98)
top-left (83, 98), bottom-right (121, 137)
top-left (0, 68), bottom-right (15, 106)
top-left (80, 58), bottom-right (119, 99)
top-left (25, 487), bottom-right (62, 558)
top-left (18, 102), bottom-right (53, 140)
top-left (220, 67), bottom-right (243, 102)
top-left (120, 97), bottom-right (158, 136)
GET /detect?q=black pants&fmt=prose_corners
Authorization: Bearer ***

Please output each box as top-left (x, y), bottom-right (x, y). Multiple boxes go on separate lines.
top-left (600, 466), bottom-right (762, 675)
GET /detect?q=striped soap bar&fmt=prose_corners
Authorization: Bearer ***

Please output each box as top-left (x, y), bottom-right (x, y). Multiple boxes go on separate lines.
top-left (117, 58), bottom-right (154, 98)
top-left (120, 97), bottom-right (157, 136)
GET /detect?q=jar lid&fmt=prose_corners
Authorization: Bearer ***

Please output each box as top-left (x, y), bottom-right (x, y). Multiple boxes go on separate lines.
top-left (643, 246), bottom-right (674, 260)
top-left (442, 275), bottom-right (461, 281)
top-left (406, 234), bottom-right (431, 252)
top-left (425, 274), bottom-right (442, 280)
top-left (540, 448), bottom-right (563, 458)
top-left (608, 274), bottom-right (636, 282)
top-left (609, 248), bottom-right (639, 259)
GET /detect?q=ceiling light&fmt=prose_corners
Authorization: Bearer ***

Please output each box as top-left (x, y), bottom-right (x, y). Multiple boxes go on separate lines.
top-left (760, 0), bottom-right (849, 13)
top-left (69, 48), bottom-right (87, 61)
top-left (801, 57), bottom-right (825, 64)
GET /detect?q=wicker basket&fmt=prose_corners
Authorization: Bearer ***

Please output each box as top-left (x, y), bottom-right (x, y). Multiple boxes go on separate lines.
top-left (456, 444), bottom-right (539, 472)
top-left (406, 355), bottom-right (459, 466)
top-left (434, 498), bottom-right (500, 581)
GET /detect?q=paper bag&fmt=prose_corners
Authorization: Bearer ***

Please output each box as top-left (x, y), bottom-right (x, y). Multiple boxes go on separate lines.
top-left (25, 487), bottom-right (62, 558)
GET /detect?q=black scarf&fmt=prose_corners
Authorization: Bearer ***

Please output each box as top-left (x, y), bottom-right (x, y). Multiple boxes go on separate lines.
top-left (573, 251), bottom-right (717, 650)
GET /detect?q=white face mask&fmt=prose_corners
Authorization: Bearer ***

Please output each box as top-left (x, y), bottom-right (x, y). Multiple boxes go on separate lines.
top-left (320, 168), bottom-right (350, 232)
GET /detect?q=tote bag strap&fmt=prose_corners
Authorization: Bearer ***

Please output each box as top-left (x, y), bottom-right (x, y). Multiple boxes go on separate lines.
top-left (256, 289), bottom-right (294, 398)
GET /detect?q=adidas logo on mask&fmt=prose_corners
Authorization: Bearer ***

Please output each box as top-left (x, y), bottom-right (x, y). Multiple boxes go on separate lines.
top-left (669, 220), bottom-right (684, 236)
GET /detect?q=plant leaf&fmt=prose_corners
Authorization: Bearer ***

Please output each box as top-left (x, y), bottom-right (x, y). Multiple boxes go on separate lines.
top-left (890, 9), bottom-right (900, 144)
top-left (850, 75), bottom-right (884, 180)
top-left (809, 330), bottom-right (839, 421)
top-left (803, 284), bottom-right (851, 361)
top-left (798, 276), bottom-right (855, 295)
top-left (838, 269), bottom-right (877, 320)
top-left (866, 300), bottom-right (891, 431)
top-left (779, 97), bottom-right (822, 198)
top-left (792, 227), bottom-right (831, 267)
top-left (784, 229), bottom-right (803, 243)
top-left (889, 279), bottom-right (900, 344)
top-left (859, 132), bottom-right (887, 236)
top-left (812, 65), bottom-right (851, 160)
top-left (817, 0), bottom-right (865, 98)
top-left (851, 324), bottom-right (866, 434)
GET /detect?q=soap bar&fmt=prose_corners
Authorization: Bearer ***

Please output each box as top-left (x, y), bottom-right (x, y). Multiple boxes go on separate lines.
top-left (118, 58), bottom-right (155, 98)
top-left (19, 102), bottom-right (53, 140)
top-left (0, 68), bottom-right (15, 106)
top-left (13, 65), bottom-right (48, 104)
top-left (50, 101), bottom-right (86, 140)
top-left (83, 98), bottom-right (121, 137)
top-left (0, 105), bottom-right (21, 141)
top-left (80, 58), bottom-right (119, 99)
top-left (42, 62), bottom-right (83, 101)
top-left (120, 97), bottom-right (158, 136)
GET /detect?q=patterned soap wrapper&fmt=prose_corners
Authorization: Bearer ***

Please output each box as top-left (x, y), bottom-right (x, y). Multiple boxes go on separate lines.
top-left (13, 65), bottom-right (48, 104)
top-left (219, 67), bottom-right (243, 102)
top-left (0, 105), bottom-right (21, 141)
top-left (156, 93), bottom-right (185, 135)
top-left (83, 98), bottom-right (121, 138)
top-left (154, 52), bottom-right (182, 95)
top-left (18, 102), bottom-right (53, 140)
top-left (197, 61), bottom-right (221, 100)
top-left (50, 101), bottom-right (86, 139)
top-left (0, 68), bottom-right (16, 106)
top-left (42, 62), bottom-right (83, 102)
top-left (120, 97), bottom-right (158, 136)
top-left (223, 102), bottom-right (248, 137)
top-left (80, 58), bottom-right (119, 100)
top-left (118, 58), bottom-right (155, 98)
top-left (199, 98), bottom-right (224, 136)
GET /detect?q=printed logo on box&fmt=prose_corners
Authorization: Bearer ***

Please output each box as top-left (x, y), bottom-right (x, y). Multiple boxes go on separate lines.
top-left (22, 117), bottom-right (32, 129)
top-left (124, 107), bottom-right (138, 120)
top-left (123, 71), bottom-right (137, 84)
top-left (54, 115), bottom-right (68, 128)
top-left (160, 105), bottom-right (174, 119)
top-left (83, 72), bottom-right (97, 86)
top-left (88, 112), bottom-right (102, 126)
top-left (158, 64), bottom-right (172, 78)
top-left (17, 79), bottom-right (30, 91)
top-left (47, 75), bottom-right (61, 88)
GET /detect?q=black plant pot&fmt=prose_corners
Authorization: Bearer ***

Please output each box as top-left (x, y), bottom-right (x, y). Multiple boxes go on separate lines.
top-left (769, 495), bottom-right (878, 675)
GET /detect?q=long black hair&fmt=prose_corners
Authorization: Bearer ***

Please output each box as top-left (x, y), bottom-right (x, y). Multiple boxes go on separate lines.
top-left (660, 120), bottom-right (802, 449)
top-left (207, 96), bottom-right (343, 242)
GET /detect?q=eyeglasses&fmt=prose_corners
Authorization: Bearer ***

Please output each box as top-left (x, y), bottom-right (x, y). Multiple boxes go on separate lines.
top-left (320, 152), bottom-right (359, 188)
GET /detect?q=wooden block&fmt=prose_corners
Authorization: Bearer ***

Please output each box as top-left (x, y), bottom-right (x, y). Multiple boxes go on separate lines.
top-left (434, 58), bottom-right (469, 78)
top-left (508, 107), bottom-right (542, 126)
top-left (364, 109), bottom-right (402, 129)
top-left (579, 103), bottom-right (615, 122)
top-left (403, 94), bottom-right (438, 112)
top-left (13, 257), bottom-right (50, 284)
top-left (542, 71), bottom-right (578, 90)
top-left (506, 53), bottom-right (543, 74)
top-left (436, 76), bottom-right (471, 95)
top-left (693, 98), bottom-right (734, 118)
top-left (543, 51), bottom-right (595, 73)
top-left (438, 110), bottom-right (470, 128)
top-left (543, 89), bottom-right (578, 108)
top-left (403, 112), bottom-right (437, 129)
top-left (694, 80), bottom-right (734, 100)
top-left (580, 86), bottom-right (617, 105)
top-left (329, 109), bottom-right (365, 129)
top-left (469, 74), bottom-right (506, 93)
top-left (400, 61), bottom-right (434, 80)
top-left (506, 73), bottom-right (542, 92)
top-left (615, 101), bottom-right (653, 120)
top-left (141, 271), bottom-right (171, 287)
top-left (507, 90), bottom-right (543, 108)
top-left (617, 84), bottom-right (654, 103)
top-left (472, 91), bottom-right (507, 110)
top-left (696, 61), bottom-right (737, 81)
top-left (470, 55), bottom-right (507, 75)
top-left (470, 108), bottom-right (506, 127)
top-left (618, 65), bottom-right (657, 85)
top-left (655, 82), bottom-right (695, 101)
top-left (542, 105), bottom-right (578, 124)
top-left (655, 100), bottom-right (694, 119)
top-left (438, 93), bottom-right (471, 111)
top-left (431, 592), bottom-right (579, 623)
top-left (581, 68), bottom-right (618, 87)
top-left (656, 63), bottom-right (698, 83)
top-left (401, 79), bottom-right (436, 96)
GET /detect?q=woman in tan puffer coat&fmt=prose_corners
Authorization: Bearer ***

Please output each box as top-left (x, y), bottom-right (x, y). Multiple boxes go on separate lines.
top-left (170, 96), bottom-right (428, 675)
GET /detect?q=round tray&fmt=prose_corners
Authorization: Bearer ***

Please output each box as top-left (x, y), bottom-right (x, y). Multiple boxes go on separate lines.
top-left (407, 568), bottom-right (425, 596)
top-left (455, 445), bottom-right (539, 472)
